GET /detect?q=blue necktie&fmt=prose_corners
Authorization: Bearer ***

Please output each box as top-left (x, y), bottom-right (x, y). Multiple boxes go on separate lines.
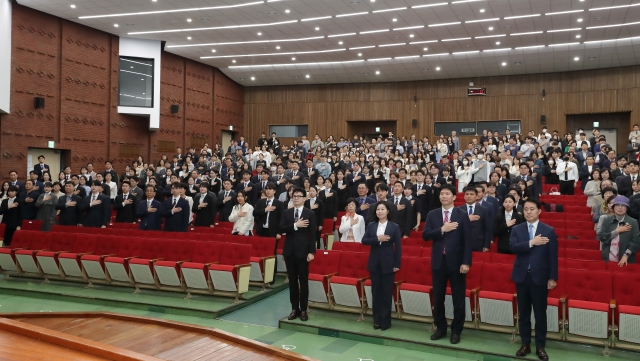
top-left (529, 224), bottom-right (534, 240)
top-left (469, 205), bottom-right (473, 215)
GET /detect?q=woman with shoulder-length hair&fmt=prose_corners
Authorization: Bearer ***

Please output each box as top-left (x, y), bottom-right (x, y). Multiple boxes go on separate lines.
top-left (338, 198), bottom-right (366, 242)
top-left (229, 190), bottom-right (254, 236)
top-left (361, 201), bottom-right (402, 331)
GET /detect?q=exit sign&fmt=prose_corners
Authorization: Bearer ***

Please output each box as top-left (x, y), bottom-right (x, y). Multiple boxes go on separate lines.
top-left (468, 88), bottom-right (487, 96)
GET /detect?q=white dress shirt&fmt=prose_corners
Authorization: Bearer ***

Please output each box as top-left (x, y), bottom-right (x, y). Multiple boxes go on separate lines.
top-left (376, 220), bottom-right (388, 245)
top-left (527, 220), bottom-right (539, 247)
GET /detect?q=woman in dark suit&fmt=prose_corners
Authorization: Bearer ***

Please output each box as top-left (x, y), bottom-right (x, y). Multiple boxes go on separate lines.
top-left (332, 170), bottom-right (349, 212)
top-left (494, 195), bottom-right (525, 254)
top-left (361, 201), bottom-right (402, 331)
top-left (0, 186), bottom-right (22, 246)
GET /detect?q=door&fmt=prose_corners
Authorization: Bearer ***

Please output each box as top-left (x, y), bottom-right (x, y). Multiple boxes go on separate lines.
top-left (221, 131), bottom-right (234, 154)
top-left (566, 112), bottom-right (630, 155)
top-left (27, 148), bottom-right (62, 180)
top-left (580, 129), bottom-right (617, 153)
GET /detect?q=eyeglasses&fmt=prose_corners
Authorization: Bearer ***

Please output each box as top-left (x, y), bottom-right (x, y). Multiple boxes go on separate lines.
top-left (292, 195), bottom-right (304, 199)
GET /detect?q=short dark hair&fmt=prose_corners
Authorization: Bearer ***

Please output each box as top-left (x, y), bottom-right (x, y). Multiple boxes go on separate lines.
top-left (463, 186), bottom-right (478, 194)
top-left (439, 183), bottom-right (456, 195)
top-left (291, 187), bottom-right (306, 197)
top-left (523, 198), bottom-right (541, 209)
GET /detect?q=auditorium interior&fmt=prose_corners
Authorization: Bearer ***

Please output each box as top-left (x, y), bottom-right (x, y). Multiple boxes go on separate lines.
top-left (2, 0), bottom-right (640, 360)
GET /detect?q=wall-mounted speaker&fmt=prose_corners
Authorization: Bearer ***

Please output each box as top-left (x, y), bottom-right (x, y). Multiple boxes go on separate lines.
top-left (412, 119), bottom-right (417, 128)
top-left (170, 104), bottom-right (179, 113)
top-left (541, 115), bottom-right (546, 124)
top-left (34, 97), bottom-right (45, 109)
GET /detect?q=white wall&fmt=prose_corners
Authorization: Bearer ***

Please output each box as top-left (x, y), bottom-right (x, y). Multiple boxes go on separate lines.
top-left (0, 0), bottom-right (12, 114)
top-left (118, 37), bottom-right (161, 129)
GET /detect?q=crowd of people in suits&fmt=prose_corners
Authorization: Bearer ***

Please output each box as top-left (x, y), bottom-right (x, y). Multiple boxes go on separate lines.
top-left (2, 126), bottom-right (640, 361)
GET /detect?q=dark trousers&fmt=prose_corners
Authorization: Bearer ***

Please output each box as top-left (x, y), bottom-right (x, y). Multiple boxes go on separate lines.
top-left (432, 255), bottom-right (467, 334)
top-left (3, 226), bottom-right (17, 246)
top-left (255, 226), bottom-right (270, 237)
top-left (516, 272), bottom-right (549, 348)
top-left (370, 268), bottom-right (395, 328)
top-left (559, 180), bottom-right (575, 195)
top-left (285, 256), bottom-right (309, 311)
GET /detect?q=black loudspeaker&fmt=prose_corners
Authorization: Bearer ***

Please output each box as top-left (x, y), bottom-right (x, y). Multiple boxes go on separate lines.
top-left (34, 97), bottom-right (45, 109)
top-left (412, 119), bottom-right (417, 128)
top-left (161, 40), bottom-right (167, 51)
top-left (541, 115), bottom-right (546, 124)
top-left (542, 89), bottom-right (546, 97)
top-left (170, 104), bottom-right (179, 114)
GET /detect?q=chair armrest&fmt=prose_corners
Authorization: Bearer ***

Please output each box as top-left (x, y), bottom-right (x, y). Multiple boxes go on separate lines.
top-left (53, 250), bottom-right (71, 255)
top-left (470, 287), bottom-right (481, 294)
top-left (259, 255), bottom-right (276, 261)
top-left (324, 272), bottom-right (339, 280)
top-left (559, 295), bottom-right (567, 303)
top-left (357, 277), bottom-right (370, 283)
top-left (394, 279), bottom-right (406, 285)
top-left (149, 258), bottom-right (165, 263)
top-left (204, 261), bottom-right (220, 266)
top-left (610, 299), bottom-right (616, 309)
top-left (100, 254), bottom-right (117, 259)
top-left (234, 263), bottom-right (252, 269)
top-left (75, 252), bottom-right (92, 257)
top-left (122, 256), bottom-right (140, 261)
top-left (175, 260), bottom-right (190, 265)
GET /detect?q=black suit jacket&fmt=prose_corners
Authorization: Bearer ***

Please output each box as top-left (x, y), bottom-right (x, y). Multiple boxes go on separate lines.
top-left (33, 163), bottom-right (50, 181)
top-left (361, 221), bottom-right (402, 274)
top-left (192, 191), bottom-right (217, 227)
top-left (617, 175), bottom-right (634, 196)
top-left (494, 209), bottom-right (525, 253)
top-left (19, 190), bottom-right (40, 221)
top-left (253, 198), bottom-right (284, 236)
top-left (216, 190), bottom-right (237, 222)
top-left (55, 194), bottom-right (83, 226)
top-left (346, 172), bottom-right (367, 197)
top-left (510, 222), bottom-right (559, 286)
top-left (512, 175), bottom-right (540, 198)
top-left (236, 181), bottom-right (257, 205)
top-left (459, 203), bottom-right (492, 251)
top-left (304, 198), bottom-right (325, 233)
top-left (137, 199), bottom-right (163, 231)
top-left (80, 193), bottom-right (111, 227)
top-left (113, 193), bottom-right (138, 223)
top-left (318, 188), bottom-right (337, 219)
top-left (0, 198), bottom-right (23, 229)
top-left (579, 165), bottom-right (599, 190)
top-left (423, 207), bottom-right (473, 270)
top-left (412, 183), bottom-right (432, 219)
top-left (72, 185), bottom-right (87, 199)
top-left (391, 196), bottom-right (413, 237)
top-left (161, 197), bottom-right (190, 232)
top-left (279, 207), bottom-right (317, 259)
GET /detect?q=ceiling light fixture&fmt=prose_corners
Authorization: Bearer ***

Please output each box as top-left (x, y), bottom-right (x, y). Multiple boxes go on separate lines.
top-left (423, 47), bottom-right (428, 51)
top-left (435, 67), bottom-right (441, 70)
top-left (392, 18), bottom-right (398, 22)
top-left (510, 31), bottom-right (543, 36)
top-left (336, 12), bottom-right (369, 18)
top-left (379, 43), bottom-right (406, 47)
top-left (187, 19), bottom-right (193, 23)
top-left (465, 18), bottom-right (500, 23)
top-left (338, 41), bottom-right (343, 44)
top-left (475, 34), bottom-right (505, 39)
top-left (442, 37), bottom-right (471, 42)
top-left (480, 9), bottom-right (485, 13)
top-left (114, 24), bottom-right (119, 27)
top-left (251, 77), bottom-right (255, 80)
top-left (577, 18), bottom-right (583, 22)
top-left (423, 53), bottom-right (449, 57)
top-left (483, 48), bottom-right (511, 52)
top-left (587, 21), bottom-right (640, 30)
top-left (285, 9), bottom-right (290, 13)
top-left (301, 16), bottom-right (332, 22)
top-left (504, 14), bottom-right (541, 20)
top-left (496, 41), bottom-right (500, 45)
top-left (292, 57), bottom-right (296, 60)
top-left (360, 29), bottom-right (389, 34)
top-left (488, 27), bottom-right (494, 30)
top-left (232, 60), bottom-right (236, 63)
top-left (187, 36), bottom-right (192, 40)
top-left (305, 74), bottom-right (310, 78)
top-left (545, 10), bottom-right (584, 16)
top-left (429, 22), bottom-right (462, 27)
top-left (328, 33), bottom-right (356, 37)
top-left (375, 71), bottom-right (380, 74)
top-left (368, 57), bottom-right (392, 61)
top-left (315, 27), bottom-right (320, 31)
top-left (452, 50), bottom-right (480, 55)
top-left (409, 40), bottom-right (438, 44)
top-left (276, 46), bottom-right (280, 49)
top-left (576, 35), bottom-right (581, 38)
top-left (412, 3), bottom-right (448, 9)
top-left (515, 45), bottom-right (545, 49)
top-left (168, 36), bottom-right (325, 48)
top-left (546, 28), bottom-right (583, 33)
top-left (128, 20), bottom-right (297, 35)
top-left (373, 7), bottom-right (407, 13)
top-left (358, 53), bottom-right (362, 56)
top-left (584, 35), bottom-right (640, 44)
top-left (452, 0), bottom-right (482, 3)
top-left (502, 62), bottom-right (507, 66)
top-left (393, 25), bottom-right (424, 31)
top-left (211, 49), bottom-right (216, 52)
top-left (80, 1), bottom-right (266, 19)
top-left (549, 42), bottom-right (580, 47)
top-left (409, 34), bottom-right (414, 38)
top-left (574, 57), bottom-right (580, 61)
top-left (590, 4), bottom-right (640, 11)
top-left (70, 4), bottom-right (76, 8)
top-left (202, 48), bottom-right (346, 59)
top-left (349, 45), bottom-right (376, 49)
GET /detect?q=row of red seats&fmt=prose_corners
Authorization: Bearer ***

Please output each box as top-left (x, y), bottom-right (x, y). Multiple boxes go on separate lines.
top-left (308, 250), bottom-right (640, 350)
top-left (0, 231), bottom-right (278, 298)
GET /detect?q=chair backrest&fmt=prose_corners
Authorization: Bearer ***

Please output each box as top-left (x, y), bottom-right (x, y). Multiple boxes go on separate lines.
top-left (322, 219), bottom-right (334, 233)
top-left (332, 242), bottom-right (364, 252)
top-left (190, 242), bottom-right (221, 264)
top-left (337, 251), bottom-right (369, 279)
top-left (564, 240), bottom-right (600, 250)
top-left (571, 248), bottom-right (602, 261)
top-left (613, 273), bottom-right (640, 307)
top-left (472, 251), bottom-right (491, 264)
top-left (402, 238), bottom-right (424, 247)
top-left (218, 243), bottom-right (251, 266)
top-left (92, 235), bottom-right (120, 256)
top-left (565, 259), bottom-right (607, 271)
top-left (565, 269), bottom-right (612, 303)
top-left (8, 231), bottom-right (34, 249)
top-left (247, 237), bottom-right (276, 258)
top-left (309, 250), bottom-right (342, 275)
top-left (111, 223), bottom-right (138, 230)
top-left (545, 220), bottom-right (565, 229)
top-left (490, 252), bottom-right (516, 264)
top-left (466, 263), bottom-right (483, 290)
top-left (607, 262), bottom-right (640, 273)
top-left (548, 268), bottom-right (566, 300)
top-left (71, 235), bottom-right (97, 253)
top-left (116, 237), bottom-right (147, 258)
top-left (29, 232), bottom-right (52, 250)
top-left (402, 246), bottom-right (423, 257)
top-left (409, 230), bottom-right (421, 238)
top-left (420, 247), bottom-right (432, 257)
top-left (139, 239), bottom-right (169, 259)
top-left (480, 263), bottom-right (515, 294)
top-left (50, 225), bottom-right (76, 233)
top-left (21, 220), bottom-right (43, 231)
top-left (164, 240), bottom-right (195, 262)
top-left (402, 256), bottom-right (432, 286)
top-left (50, 233), bottom-right (76, 252)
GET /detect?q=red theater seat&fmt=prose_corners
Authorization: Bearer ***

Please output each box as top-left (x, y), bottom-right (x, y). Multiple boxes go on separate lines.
top-left (329, 252), bottom-right (369, 318)
top-left (607, 263), bottom-right (640, 273)
top-left (129, 240), bottom-right (172, 289)
top-left (545, 220), bottom-right (565, 229)
top-left (81, 236), bottom-right (125, 285)
top-left (308, 250), bottom-right (342, 306)
top-left (473, 252), bottom-right (491, 264)
top-left (0, 231), bottom-right (35, 273)
top-left (57, 235), bottom-right (98, 281)
top-left (109, 223), bottom-right (138, 230)
top-left (15, 232), bottom-right (53, 275)
top-left (402, 238), bottom-right (424, 247)
top-left (564, 240), bottom-right (600, 250)
top-left (565, 269), bottom-right (613, 342)
top-left (398, 256), bottom-right (433, 318)
top-left (21, 220), bottom-right (43, 231)
top-left (613, 273), bottom-right (640, 344)
top-left (565, 259), bottom-right (607, 271)
top-left (478, 263), bottom-right (517, 330)
top-left (537, 268), bottom-right (567, 335)
top-left (35, 233), bottom-right (77, 279)
top-left (490, 253), bottom-right (516, 264)
top-left (246, 237), bottom-right (277, 288)
top-left (99, 238), bottom-right (147, 285)
top-left (207, 243), bottom-right (252, 300)
top-left (181, 242), bottom-right (222, 295)
top-left (154, 240), bottom-right (196, 290)
top-left (570, 249), bottom-right (602, 261)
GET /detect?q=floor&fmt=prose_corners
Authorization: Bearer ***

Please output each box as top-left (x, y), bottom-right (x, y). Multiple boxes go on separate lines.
top-left (0, 328), bottom-right (110, 361)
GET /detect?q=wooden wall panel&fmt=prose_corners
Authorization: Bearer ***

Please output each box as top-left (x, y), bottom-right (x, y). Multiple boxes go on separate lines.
top-left (244, 65), bottom-right (640, 149)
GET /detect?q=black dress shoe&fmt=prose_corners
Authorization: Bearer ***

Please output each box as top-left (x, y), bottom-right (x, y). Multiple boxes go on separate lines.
top-left (287, 310), bottom-right (299, 320)
top-left (516, 345), bottom-right (531, 357)
top-left (381, 325), bottom-right (391, 331)
top-left (373, 324), bottom-right (381, 330)
top-left (536, 348), bottom-right (549, 361)
top-left (450, 334), bottom-right (460, 344)
top-left (430, 330), bottom-right (447, 341)
top-left (300, 311), bottom-right (308, 322)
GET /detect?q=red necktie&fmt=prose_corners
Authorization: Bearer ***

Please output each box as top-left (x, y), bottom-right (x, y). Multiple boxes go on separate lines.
top-left (443, 210), bottom-right (449, 255)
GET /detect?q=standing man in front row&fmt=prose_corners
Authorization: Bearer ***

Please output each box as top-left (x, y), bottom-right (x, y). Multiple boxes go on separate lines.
top-left (279, 187), bottom-right (316, 322)
top-left (81, 180), bottom-right (111, 228)
top-left (137, 185), bottom-right (163, 231)
top-left (162, 182), bottom-right (190, 232)
top-left (509, 198), bottom-right (558, 361)
top-left (423, 184), bottom-right (472, 345)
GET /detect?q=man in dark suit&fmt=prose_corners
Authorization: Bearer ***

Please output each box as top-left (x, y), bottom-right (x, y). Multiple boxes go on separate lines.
top-left (253, 183), bottom-right (284, 238)
top-left (33, 155), bottom-right (50, 182)
top-left (8, 170), bottom-right (24, 193)
top-left (390, 181), bottom-right (413, 238)
top-left (510, 198), bottom-right (558, 361)
top-left (20, 180), bottom-right (39, 221)
top-left (574, 141), bottom-right (593, 167)
top-left (137, 185), bottom-right (163, 231)
top-left (273, 164), bottom-right (291, 198)
top-left (113, 181), bottom-right (138, 223)
top-left (236, 171), bottom-right (256, 205)
top-left (217, 179), bottom-right (237, 222)
top-left (192, 182), bottom-right (217, 227)
top-left (423, 183), bottom-right (473, 345)
top-left (254, 169), bottom-right (272, 193)
top-left (28, 171), bottom-right (44, 196)
top-left (347, 162), bottom-right (368, 198)
top-left (355, 183), bottom-right (376, 219)
top-left (460, 187), bottom-right (493, 252)
top-left (129, 176), bottom-right (144, 204)
top-left (70, 175), bottom-right (86, 199)
top-left (304, 186), bottom-right (325, 248)
top-left (55, 183), bottom-right (83, 226)
top-left (161, 182), bottom-right (190, 232)
top-left (94, 173), bottom-right (111, 198)
top-left (617, 160), bottom-right (639, 197)
top-left (80, 180), bottom-right (111, 228)
top-left (512, 163), bottom-right (540, 199)
top-left (579, 156), bottom-right (599, 190)
top-left (0, 186), bottom-right (22, 246)
top-left (102, 160), bottom-right (119, 186)
top-left (412, 170), bottom-right (432, 221)
top-left (279, 187), bottom-right (317, 322)
top-left (285, 161), bottom-right (304, 188)
top-left (302, 159), bottom-right (318, 186)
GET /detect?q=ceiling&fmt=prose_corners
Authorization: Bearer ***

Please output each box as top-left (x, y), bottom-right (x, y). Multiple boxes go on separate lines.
top-left (17, 0), bottom-right (640, 87)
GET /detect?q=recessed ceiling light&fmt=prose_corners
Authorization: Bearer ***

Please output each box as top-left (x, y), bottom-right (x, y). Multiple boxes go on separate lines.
top-left (305, 74), bottom-right (310, 78)
top-left (187, 18), bottom-right (192, 22)
top-left (574, 57), bottom-right (580, 61)
top-left (130, 66), bottom-right (134, 68)
top-left (251, 77), bottom-right (255, 81)
top-left (211, 49), bottom-right (216, 52)
top-left (357, 53), bottom-right (362, 56)
top-left (480, 9), bottom-right (485, 13)
top-left (232, 60), bottom-right (236, 63)
top-left (576, 35), bottom-right (581, 38)
top-left (409, 34), bottom-right (414, 38)
top-left (423, 47), bottom-right (428, 51)
top-left (285, 9), bottom-right (290, 13)
top-left (370, 0), bottom-right (375, 2)
top-left (257, 32), bottom-right (262, 36)
top-left (502, 62), bottom-right (507, 66)
top-left (488, 27), bottom-right (494, 30)
top-left (577, 19), bottom-right (583, 22)
top-left (70, 4), bottom-right (76, 8)
top-left (114, 24), bottom-right (119, 27)
top-left (292, 57), bottom-right (296, 60)
top-left (392, 18), bottom-right (398, 22)
top-left (141, 78), bottom-right (144, 80)
top-left (339, 41), bottom-right (343, 45)
top-left (276, 46), bottom-right (280, 49)
top-left (375, 71), bottom-right (380, 75)
top-left (435, 67), bottom-right (441, 71)
top-left (187, 36), bottom-right (192, 40)
top-left (496, 41), bottom-right (500, 45)
top-left (152, 0), bottom-right (157, 2)
top-left (315, 27), bottom-right (320, 31)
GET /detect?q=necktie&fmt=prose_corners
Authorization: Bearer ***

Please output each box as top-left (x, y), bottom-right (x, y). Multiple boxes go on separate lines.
top-left (469, 205), bottom-right (473, 215)
top-left (360, 198), bottom-right (365, 206)
top-left (148, 201), bottom-right (152, 208)
top-left (443, 210), bottom-right (449, 255)
top-left (309, 168), bottom-right (312, 174)
top-left (529, 224), bottom-right (534, 240)
top-left (92, 195), bottom-right (96, 203)
top-left (262, 181), bottom-right (266, 189)
top-left (395, 197), bottom-right (399, 205)
top-left (173, 198), bottom-right (177, 207)
top-left (123, 194), bottom-right (127, 201)
top-left (224, 191), bottom-right (229, 198)
top-left (418, 184), bottom-right (422, 191)
top-left (265, 200), bottom-right (272, 227)
top-left (294, 208), bottom-right (299, 222)
top-left (245, 182), bottom-right (248, 188)
top-left (279, 175), bottom-right (283, 181)
top-left (564, 167), bottom-right (568, 181)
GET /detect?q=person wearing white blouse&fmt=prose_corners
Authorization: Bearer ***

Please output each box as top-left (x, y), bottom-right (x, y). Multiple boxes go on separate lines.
top-left (229, 190), bottom-right (255, 235)
top-left (104, 173), bottom-right (117, 203)
top-left (338, 199), bottom-right (366, 242)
